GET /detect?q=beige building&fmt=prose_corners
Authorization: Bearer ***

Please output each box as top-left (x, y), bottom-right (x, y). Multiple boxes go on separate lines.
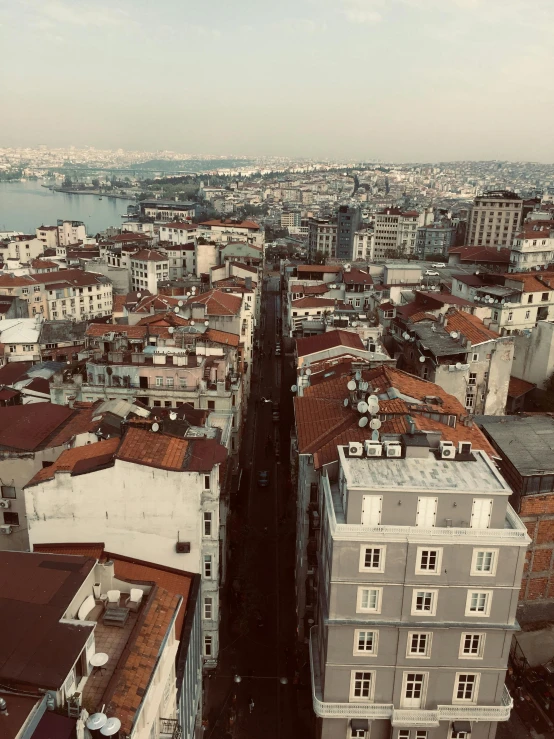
top-left (373, 209), bottom-right (422, 259)
top-left (466, 191), bottom-right (523, 247)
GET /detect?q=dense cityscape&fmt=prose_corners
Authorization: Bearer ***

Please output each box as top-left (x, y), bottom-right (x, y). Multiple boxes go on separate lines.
top-left (1, 145), bottom-right (554, 739)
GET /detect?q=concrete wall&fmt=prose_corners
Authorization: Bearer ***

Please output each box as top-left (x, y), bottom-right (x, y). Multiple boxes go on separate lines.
top-left (512, 320), bottom-right (554, 390)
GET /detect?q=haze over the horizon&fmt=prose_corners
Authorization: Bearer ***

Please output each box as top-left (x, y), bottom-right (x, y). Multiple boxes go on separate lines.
top-left (2, 0), bottom-right (553, 162)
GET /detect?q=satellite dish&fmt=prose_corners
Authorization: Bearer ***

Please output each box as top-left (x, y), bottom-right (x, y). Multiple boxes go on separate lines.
top-left (455, 362), bottom-right (462, 370)
top-left (191, 320), bottom-right (195, 325)
top-left (152, 422), bottom-right (160, 432)
top-left (178, 300), bottom-right (183, 306)
top-left (419, 355), bottom-right (425, 363)
top-left (347, 380), bottom-right (356, 391)
top-left (368, 394), bottom-right (379, 403)
top-left (371, 429), bottom-right (380, 441)
top-left (174, 306), bottom-right (179, 313)
top-left (169, 411), bottom-right (177, 420)
top-left (450, 331), bottom-right (459, 339)
top-left (403, 332), bottom-right (410, 340)
top-left (361, 381), bottom-right (369, 391)
top-left (355, 371), bottom-right (361, 381)
top-left (291, 384), bottom-right (298, 393)
top-left (370, 418), bottom-right (382, 430)
top-left (204, 320), bottom-right (209, 326)
top-left (359, 416), bottom-right (369, 428)
top-left (100, 718), bottom-right (122, 736)
top-left (357, 401), bottom-right (368, 414)
top-left (186, 292), bottom-right (191, 296)
top-left (305, 368), bottom-right (312, 376)
top-left (137, 292), bottom-right (141, 298)
top-left (168, 326), bottom-right (174, 334)
top-left (343, 398), bottom-right (349, 407)
top-left (86, 713), bottom-right (108, 731)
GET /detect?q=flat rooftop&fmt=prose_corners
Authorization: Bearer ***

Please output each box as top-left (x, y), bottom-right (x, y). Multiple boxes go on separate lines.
top-left (338, 446), bottom-right (510, 494)
top-left (478, 415), bottom-right (554, 476)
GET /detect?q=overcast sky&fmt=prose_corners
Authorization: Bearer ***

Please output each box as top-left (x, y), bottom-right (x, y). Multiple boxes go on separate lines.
top-left (2, 0), bottom-right (553, 161)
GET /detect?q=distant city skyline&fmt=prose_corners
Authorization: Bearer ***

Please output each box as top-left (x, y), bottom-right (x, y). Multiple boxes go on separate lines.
top-left (2, 0), bottom-right (554, 161)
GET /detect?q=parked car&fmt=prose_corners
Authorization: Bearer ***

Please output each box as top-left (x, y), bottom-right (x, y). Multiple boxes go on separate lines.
top-left (431, 262), bottom-right (446, 268)
top-left (257, 470), bottom-right (269, 487)
top-left (425, 270), bottom-right (440, 276)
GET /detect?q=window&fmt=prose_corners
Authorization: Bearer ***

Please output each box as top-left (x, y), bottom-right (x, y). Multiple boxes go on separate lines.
top-left (416, 548), bottom-right (442, 575)
top-left (350, 726), bottom-right (367, 739)
top-left (207, 400), bottom-right (215, 410)
top-left (350, 670), bottom-right (374, 701)
top-left (1, 485), bottom-right (16, 499)
top-left (415, 733), bottom-right (428, 739)
top-left (8, 345), bottom-right (16, 353)
top-left (204, 475), bottom-right (211, 490)
top-left (203, 511), bottom-right (213, 537)
top-left (454, 673), bottom-right (479, 703)
top-left (357, 587), bottom-right (382, 613)
top-left (471, 549), bottom-right (497, 576)
top-left (460, 633), bottom-right (485, 659)
top-left (507, 311), bottom-right (513, 322)
top-left (398, 733), bottom-right (410, 739)
top-left (449, 726), bottom-right (471, 739)
top-left (359, 546), bottom-right (385, 573)
top-left (3, 512), bottom-right (19, 526)
top-left (402, 672), bottom-right (426, 708)
top-left (155, 376), bottom-right (163, 387)
top-left (525, 310), bottom-right (530, 320)
top-left (528, 294), bottom-right (534, 304)
top-left (471, 353), bottom-right (479, 362)
top-left (203, 635), bottom-right (213, 657)
top-left (166, 377), bottom-right (174, 387)
top-left (354, 629), bottom-right (378, 655)
top-left (468, 373), bottom-right (477, 386)
top-left (466, 590), bottom-right (492, 617)
top-left (203, 596), bottom-right (213, 620)
top-left (407, 632), bottom-right (432, 658)
top-left (411, 590), bottom-right (437, 616)
top-left (203, 555), bottom-right (213, 579)
top-left (542, 292), bottom-right (549, 301)
top-left (465, 394), bottom-right (474, 409)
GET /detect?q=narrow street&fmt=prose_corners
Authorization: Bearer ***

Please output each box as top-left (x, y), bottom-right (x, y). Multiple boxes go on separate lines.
top-left (204, 274), bottom-right (312, 738)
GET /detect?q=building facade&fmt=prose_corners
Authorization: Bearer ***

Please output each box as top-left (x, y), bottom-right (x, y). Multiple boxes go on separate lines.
top-left (310, 441), bottom-right (528, 739)
top-left (416, 224), bottom-right (457, 259)
top-left (466, 192), bottom-right (523, 248)
top-left (337, 206), bottom-right (362, 260)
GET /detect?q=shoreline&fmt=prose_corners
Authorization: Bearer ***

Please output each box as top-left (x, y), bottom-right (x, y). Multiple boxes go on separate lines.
top-left (42, 185), bottom-right (135, 201)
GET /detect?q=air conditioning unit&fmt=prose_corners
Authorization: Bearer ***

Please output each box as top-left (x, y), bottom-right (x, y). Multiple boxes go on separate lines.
top-left (0, 499), bottom-right (10, 509)
top-left (348, 442), bottom-right (364, 457)
top-left (364, 440), bottom-right (382, 457)
top-left (439, 440), bottom-right (456, 459)
top-left (458, 441), bottom-right (472, 455)
top-left (0, 525), bottom-right (12, 535)
top-left (175, 541), bottom-right (191, 554)
top-left (384, 441), bottom-right (402, 458)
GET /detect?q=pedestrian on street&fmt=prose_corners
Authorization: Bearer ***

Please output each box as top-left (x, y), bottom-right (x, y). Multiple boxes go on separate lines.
top-left (248, 698), bottom-right (255, 714)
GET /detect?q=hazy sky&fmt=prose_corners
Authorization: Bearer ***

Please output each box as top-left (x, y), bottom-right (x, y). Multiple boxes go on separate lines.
top-left (2, 0), bottom-right (554, 161)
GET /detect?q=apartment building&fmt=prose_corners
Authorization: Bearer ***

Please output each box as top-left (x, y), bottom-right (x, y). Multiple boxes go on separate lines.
top-left (24, 424), bottom-right (226, 666)
top-left (308, 218), bottom-right (338, 260)
top-left (36, 224), bottom-right (59, 249)
top-left (373, 209), bottom-right (422, 259)
top-left (58, 219), bottom-right (86, 246)
top-left (130, 249), bottom-right (170, 292)
top-left (197, 219), bottom-right (264, 247)
top-left (0, 549), bottom-right (201, 739)
top-left (281, 210), bottom-right (302, 229)
top-left (0, 234), bottom-right (45, 264)
top-left (337, 206), bottom-right (362, 260)
top-left (310, 439), bottom-right (528, 739)
top-left (354, 229), bottom-right (374, 261)
top-left (159, 222), bottom-right (198, 244)
top-left (509, 223), bottom-right (554, 272)
top-left (466, 191), bottom-right (523, 248)
top-left (139, 199), bottom-right (196, 221)
top-left (416, 224), bottom-right (457, 259)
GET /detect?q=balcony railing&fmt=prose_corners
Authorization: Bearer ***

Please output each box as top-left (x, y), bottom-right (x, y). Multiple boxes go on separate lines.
top-left (159, 718), bottom-right (181, 738)
top-left (309, 627), bottom-right (513, 722)
top-left (322, 474), bottom-right (530, 546)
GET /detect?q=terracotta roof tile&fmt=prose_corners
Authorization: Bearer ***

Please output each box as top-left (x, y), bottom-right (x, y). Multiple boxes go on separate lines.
top-left (204, 328), bottom-right (240, 347)
top-left (444, 310), bottom-right (499, 344)
top-left (130, 249), bottom-right (168, 262)
top-left (185, 289), bottom-right (242, 316)
top-left (508, 375), bottom-right (536, 398)
top-left (26, 437), bottom-right (120, 486)
top-left (200, 219), bottom-right (260, 229)
top-left (291, 297), bottom-right (336, 309)
top-left (296, 330), bottom-right (364, 358)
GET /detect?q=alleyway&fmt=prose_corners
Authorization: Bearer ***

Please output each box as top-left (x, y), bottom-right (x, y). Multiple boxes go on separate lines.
top-left (204, 275), bottom-right (313, 738)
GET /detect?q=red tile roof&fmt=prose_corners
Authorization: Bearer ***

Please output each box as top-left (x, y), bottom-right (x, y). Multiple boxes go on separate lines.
top-left (342, 268), bottom-right (373, 285)
top-left (504, 271), bottom-right (554, 293)
top-left (291, 297), bottom-right (336, 309)
top-left (291, 284), bottom-right (330, 296)
top-left (185, 289), bottom-right (242, 316)
top-left (444, 310), bottom-right (499, 344)
top-left (164, 222), bottom-right (196, 230)
top-left (296, 330), bottom-right (364, 358)
top-left (117, 427), bottom-right (226, 472)
top-left (0, 404), bottom-right (74, 452)
top-left (200, 219), bottom-right (260, 229)
top-left (449, 246), bottom-right (511, 264)
top-left (297, 265), bottom-right (342, 274)
top-left (508, 376), bottom-right (536, 398)
top-left (26, 437), bottom-right (120, 486)
top-left (130, 249), bottom-right (168, 262)
top-left (86, 324), bottom-right (147, 339)
top-left (204, 328), bottom-right (240, 347)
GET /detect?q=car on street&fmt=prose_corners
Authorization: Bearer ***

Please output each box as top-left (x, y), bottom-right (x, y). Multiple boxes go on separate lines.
top-left (431, 262), bottom-right (446, 268)
top-left (275, 342), bottom-right (281, 356)
top-left (257, 470), bottom-right (269, 487)
top-left (425, 270), bottom-right (440, 276)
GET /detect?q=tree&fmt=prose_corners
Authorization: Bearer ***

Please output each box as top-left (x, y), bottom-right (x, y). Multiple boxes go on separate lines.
top-left (313, 251), bottom-right (326, 265)
top-left (63, 175), bottom-right (73, 188)
top-left (92, 178), bottom-right (100, 188)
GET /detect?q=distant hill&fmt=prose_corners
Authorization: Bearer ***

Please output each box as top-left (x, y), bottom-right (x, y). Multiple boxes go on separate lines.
top-left (133, 158), bottom-right (255, 172)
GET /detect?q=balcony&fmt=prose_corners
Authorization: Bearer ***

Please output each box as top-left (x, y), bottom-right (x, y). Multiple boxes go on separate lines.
top-left (309, 628), bottom-right (513, 722)
top-left (159, 718), bottom-right (181, 738)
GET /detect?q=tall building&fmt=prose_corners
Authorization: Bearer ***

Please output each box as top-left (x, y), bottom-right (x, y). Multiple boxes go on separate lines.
top-left (281, 210), bottom-right (302, 230)
top-left (466, 191), bottom-right (523, 248)
top-left (337, 206), bottom-right (362, 260)
top-left (308, 218), bottom-right (338, 260)
top-left (373, 209), bottom-right (421, 259)
top-left (416, 223), bottom-right (457, 259)
top-left (310, 437), bottom-right (529, 739)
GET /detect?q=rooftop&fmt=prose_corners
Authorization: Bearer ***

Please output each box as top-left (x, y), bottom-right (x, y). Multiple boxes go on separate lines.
top-left (478, 415), bottom-right (554, 476)
top-left (296, 329), bottom-right (364, 358)
top-left (338, 445), bottom-right (509, 494)
top-left (130, 249), bottom-right (168, 262)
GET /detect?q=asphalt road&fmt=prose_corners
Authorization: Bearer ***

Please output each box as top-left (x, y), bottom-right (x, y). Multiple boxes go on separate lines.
top-left (204, 275), bottom-right (312, 739)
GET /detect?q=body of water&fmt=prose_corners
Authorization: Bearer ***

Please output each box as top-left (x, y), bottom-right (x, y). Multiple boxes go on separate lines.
top-left (0, 180), bottom-right (134, 236)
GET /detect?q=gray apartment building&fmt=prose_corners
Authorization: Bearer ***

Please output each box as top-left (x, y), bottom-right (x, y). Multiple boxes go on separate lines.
top-left (416, 224), bottom-right (457, 259)
top-left (310, 436), bottom-right (530, 739)
top-left (466, 191), bottom-right (523, 248)
top-left (337, 206), bottom-right (362, 260)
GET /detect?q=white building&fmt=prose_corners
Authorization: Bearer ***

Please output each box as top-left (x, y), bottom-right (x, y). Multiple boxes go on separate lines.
top-left (509, 224), bottom-right (554, 272)
top-left (58, 220), bottom-right (87, 246)
top-left (36, 225), bottom-right (59, 249)
top-left (159, 222), bottom-right (198, 245)
top-left (198, 219), bottom-right (264, 247)
top-left (130, 249), bottom-right (170, 293)
top-left (24, 425), bottom-right (227, 666)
